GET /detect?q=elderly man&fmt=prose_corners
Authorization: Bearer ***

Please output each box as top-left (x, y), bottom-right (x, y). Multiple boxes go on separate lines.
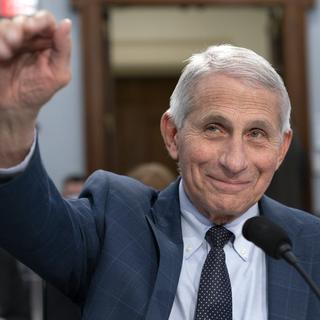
top-left (0, 11), bottom-right (319, 320)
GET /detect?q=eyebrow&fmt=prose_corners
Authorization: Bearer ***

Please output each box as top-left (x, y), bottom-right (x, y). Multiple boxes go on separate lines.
top-left (246, 120), bottom-right (275, 132)
top-left (199, 114), bottom-right (276, 132)
top-left (199, 114), bottom-right (232, 128)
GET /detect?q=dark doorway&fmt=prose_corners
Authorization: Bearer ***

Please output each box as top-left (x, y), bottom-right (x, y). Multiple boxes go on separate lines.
top-left (113, 76), bottom-right (179, 175)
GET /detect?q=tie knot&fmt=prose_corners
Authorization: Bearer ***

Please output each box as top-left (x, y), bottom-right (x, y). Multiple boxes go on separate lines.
top-left (205, 225), bottom-right (234, 249)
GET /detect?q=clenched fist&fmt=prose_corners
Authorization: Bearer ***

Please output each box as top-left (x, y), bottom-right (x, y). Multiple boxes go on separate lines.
top-left (0, 11), bottom-right (72, 168)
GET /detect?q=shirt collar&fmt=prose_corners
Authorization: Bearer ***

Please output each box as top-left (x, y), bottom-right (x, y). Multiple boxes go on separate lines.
top-left (179, 180), bottom-right (259, 262)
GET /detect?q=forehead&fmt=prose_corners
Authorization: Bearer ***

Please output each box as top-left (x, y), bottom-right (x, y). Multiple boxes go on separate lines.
top-left (188, 74), bottom-right (281, 128)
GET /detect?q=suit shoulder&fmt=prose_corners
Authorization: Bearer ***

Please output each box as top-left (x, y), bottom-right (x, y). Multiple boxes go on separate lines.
top-left (81, 170), bottom-right (158, 210)
top-left (261, 196), bottom-right (320, 236)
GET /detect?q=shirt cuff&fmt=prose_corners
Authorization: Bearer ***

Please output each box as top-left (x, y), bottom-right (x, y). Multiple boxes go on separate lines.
top-left (0, 134), bottom-right (37, 177)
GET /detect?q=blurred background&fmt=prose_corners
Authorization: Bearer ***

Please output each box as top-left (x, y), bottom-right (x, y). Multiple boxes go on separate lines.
top-left (15, 0), bottom-right (318, 215)
top-left (0, 0), bottom-right (320, 319)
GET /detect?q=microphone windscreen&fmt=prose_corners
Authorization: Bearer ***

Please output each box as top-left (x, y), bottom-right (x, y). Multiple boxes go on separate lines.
top-left (242, 216), bottom-right (292, 259)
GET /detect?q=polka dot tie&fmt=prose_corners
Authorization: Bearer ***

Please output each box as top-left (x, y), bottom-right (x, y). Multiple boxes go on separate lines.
top-left (194, 225), bottom-right (234, 320)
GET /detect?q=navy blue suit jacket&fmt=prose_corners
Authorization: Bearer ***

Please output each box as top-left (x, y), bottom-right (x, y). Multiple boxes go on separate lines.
top-left (1, 146), bottom-right (320, 320)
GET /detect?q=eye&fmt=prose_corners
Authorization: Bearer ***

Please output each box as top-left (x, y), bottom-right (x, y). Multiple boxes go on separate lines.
top-left (205, 124), bottom-right (223, 133)
top-left (203, 124), bottom-right (226, 139)
top-left (248, 128), bottom-right (266, 139)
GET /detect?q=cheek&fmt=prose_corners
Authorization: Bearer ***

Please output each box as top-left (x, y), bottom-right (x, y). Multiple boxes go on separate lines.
top-left (253, 149), bottom-right (280, 178)
top-left (179, 142), bottom-right (214, 170)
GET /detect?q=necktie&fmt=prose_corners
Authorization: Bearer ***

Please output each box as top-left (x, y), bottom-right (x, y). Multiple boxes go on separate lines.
top-left (194, 225), bottom-right (234, 320)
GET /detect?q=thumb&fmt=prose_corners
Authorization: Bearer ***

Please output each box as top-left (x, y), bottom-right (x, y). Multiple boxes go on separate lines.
top-left (51, 19), bottom-right (72, 76)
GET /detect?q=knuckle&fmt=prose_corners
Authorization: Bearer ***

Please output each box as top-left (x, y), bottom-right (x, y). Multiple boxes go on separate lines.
top-left (59, 71), bottom-right (72, 86)
top-left (12, 15), bottom-right (27, 25)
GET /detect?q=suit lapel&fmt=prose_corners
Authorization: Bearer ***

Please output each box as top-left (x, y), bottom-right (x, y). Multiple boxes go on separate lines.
top-left (145, 190), bottom-right (312, 320)
top-left (260, 196), bottom-right (309, 320)
top-left (145, 179), bottom-right (184, 320)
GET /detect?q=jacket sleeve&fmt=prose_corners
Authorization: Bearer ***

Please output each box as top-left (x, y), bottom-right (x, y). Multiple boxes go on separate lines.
top-left (0, 143), bottom-right (107, 304)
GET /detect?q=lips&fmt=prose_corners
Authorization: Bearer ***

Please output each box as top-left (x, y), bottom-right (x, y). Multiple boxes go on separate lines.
top-left (206, 175), bottom-right (251, 192)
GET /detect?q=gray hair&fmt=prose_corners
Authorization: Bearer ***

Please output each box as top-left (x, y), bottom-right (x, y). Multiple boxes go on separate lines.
top-left (168, 44), bottom-right (291, 133)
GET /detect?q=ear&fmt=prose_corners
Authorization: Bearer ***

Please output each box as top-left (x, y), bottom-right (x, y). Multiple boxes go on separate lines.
top-left (276, 129), bottom-right (293, 170)
top-left (160, 111), bottom-right (179, 160)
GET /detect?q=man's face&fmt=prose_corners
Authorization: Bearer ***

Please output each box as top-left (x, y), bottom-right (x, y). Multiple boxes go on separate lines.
top-left (161, 74), bottom-right (292, 223)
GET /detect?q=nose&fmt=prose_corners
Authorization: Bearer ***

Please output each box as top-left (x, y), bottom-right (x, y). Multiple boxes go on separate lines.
top-left (219, 138), bottom-right (248, 176)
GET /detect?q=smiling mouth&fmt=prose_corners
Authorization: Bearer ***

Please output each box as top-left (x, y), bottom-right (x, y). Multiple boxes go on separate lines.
top-left (206, 175), bottom-right (251, 191)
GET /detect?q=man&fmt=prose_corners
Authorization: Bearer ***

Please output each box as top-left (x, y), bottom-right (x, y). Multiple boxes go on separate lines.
top-left (0, 11), bottom-right (319, 320)
top-left (127, 163), bottom-right (175, 189)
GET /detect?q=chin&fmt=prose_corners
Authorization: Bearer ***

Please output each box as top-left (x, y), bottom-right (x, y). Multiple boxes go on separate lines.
top-left (206, 199), bottom-right (252, 218)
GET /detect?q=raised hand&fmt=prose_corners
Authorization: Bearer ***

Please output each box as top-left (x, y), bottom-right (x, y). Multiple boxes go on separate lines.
top-left (0, 11), bottom-right (72, 167)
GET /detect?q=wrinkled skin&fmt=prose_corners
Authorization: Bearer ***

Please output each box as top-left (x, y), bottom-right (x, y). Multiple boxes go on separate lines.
top-left (0, 11), bottom-right (71, 167)
top-left (161, 74), bottom-right (292, 224)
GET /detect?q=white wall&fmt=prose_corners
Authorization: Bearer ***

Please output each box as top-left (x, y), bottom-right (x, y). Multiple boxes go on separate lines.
top-left (110, 7), bottom-right (271, 75)
top-left (307, 0), bottom-right (320, 214)
top-left (37, 0), bottom-right (85, 191)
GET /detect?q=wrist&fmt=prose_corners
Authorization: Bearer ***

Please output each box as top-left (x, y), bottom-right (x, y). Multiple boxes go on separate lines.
top-left (0, 122), bottom-right (35, 168)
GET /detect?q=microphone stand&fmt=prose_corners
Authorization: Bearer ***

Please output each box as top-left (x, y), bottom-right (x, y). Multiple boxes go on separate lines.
top-left (280, 244), bottom-right (320, 300)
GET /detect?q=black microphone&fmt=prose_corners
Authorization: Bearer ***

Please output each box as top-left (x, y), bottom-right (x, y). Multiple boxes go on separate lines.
top-left (243, 216), bottom-right (320, 300)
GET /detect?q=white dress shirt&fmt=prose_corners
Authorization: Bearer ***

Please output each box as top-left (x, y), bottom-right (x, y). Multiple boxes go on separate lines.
top-left (168, 181), bottom-right (268, 320)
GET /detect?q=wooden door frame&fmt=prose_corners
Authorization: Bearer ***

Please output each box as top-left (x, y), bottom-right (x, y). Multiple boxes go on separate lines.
top-left (70, 0), bottom-right (314, 208)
